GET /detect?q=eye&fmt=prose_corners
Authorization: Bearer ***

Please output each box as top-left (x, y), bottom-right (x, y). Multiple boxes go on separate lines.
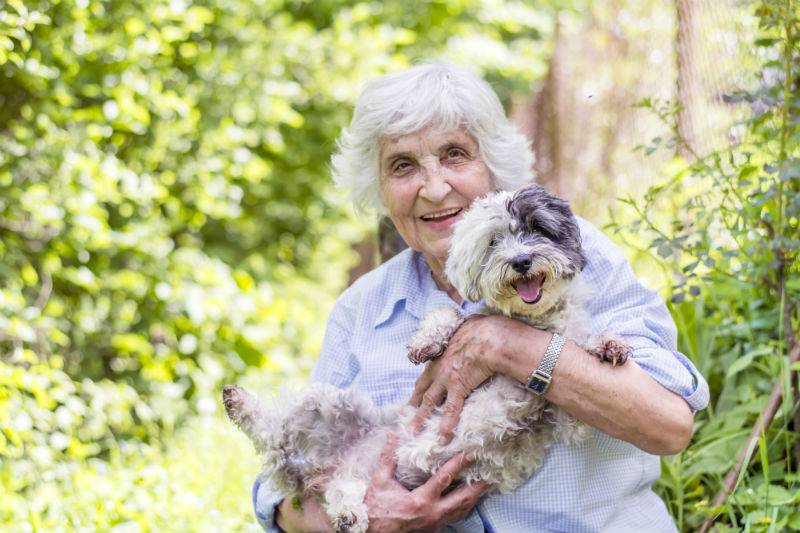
top-left (391, 160), bottom-right (413, 174)
top-left (444, 146), bottom-right (467, 160)
top-left (489, 235), bottom-right (500, 247)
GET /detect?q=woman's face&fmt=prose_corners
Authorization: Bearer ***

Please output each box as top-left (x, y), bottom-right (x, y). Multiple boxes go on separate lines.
top-left (379, 126), bottom-right (493, 270)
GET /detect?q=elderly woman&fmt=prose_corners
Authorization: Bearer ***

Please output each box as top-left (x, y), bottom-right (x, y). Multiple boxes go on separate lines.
top-left (253, 62), bottom-right (708, 533)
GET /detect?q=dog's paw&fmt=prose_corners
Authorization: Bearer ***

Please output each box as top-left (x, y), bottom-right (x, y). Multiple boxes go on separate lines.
top-left (332, 511), bottom-right (368, 533)
top-left (407, 341), bottom-right (447, 365)
top-left (222, 384), bottom-right (249, 423)
top-left (407, 307), bottom-right (466, 365)
top-left (326, 485), bottom-right (370, 533)
top-left (584, 333), bottom-right (632, 367)
top-left (332, 513), bottom-right (355, 533)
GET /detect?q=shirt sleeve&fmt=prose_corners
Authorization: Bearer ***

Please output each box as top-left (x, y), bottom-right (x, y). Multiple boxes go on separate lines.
top-left (252, 289), bottom-right (362, 532)
top-left (579, 219), bottom-right (710, 412)
top-left (252, 477), bottom-right (285, 533)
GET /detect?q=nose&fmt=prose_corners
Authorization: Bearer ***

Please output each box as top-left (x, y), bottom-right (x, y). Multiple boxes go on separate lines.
top-left (511, 254), bottom-right (532, 274)
top-left (419, 164), bottom-right (451, 202)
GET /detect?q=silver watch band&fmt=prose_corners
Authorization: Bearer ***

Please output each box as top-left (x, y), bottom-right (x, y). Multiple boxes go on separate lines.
top-left (525, 332), bottom-right (566, 395)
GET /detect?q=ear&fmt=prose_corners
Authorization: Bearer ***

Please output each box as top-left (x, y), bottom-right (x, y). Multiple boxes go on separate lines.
top-left (445, 192), bottom-right (510, 302)
top-left (444, 258), bottom-right (484, 303)
top-left (509, 184), bottom-right (579, 243)
top-left (462, 270), bottom-right (483, 303)
top-left (445, 240), bottom-right (483, 302)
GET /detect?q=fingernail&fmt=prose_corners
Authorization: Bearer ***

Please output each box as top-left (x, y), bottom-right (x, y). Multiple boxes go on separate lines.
top-left (465, 452), bottom-right (476, 462)
top-left (439, 436), bottom-right (448, 446)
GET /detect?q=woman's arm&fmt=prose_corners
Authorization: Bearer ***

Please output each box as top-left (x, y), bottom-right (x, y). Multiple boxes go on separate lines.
top-left (408, 314), bottom-right (694, 455)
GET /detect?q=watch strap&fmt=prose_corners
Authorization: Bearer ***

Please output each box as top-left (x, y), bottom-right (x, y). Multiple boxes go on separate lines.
top-left (525, 332), bottom-right (566, 395)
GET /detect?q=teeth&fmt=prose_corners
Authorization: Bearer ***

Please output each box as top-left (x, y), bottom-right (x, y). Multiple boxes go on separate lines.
top-left (422, 208), bottom-right (461, 221)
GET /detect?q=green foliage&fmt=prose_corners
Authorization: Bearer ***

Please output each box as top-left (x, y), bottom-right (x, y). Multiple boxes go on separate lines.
top-left (610, 1), bottom-right (800, 531)
top-left (1, 351), bottom-right (264, 532)
top-left (0, 0), bottom-right (573, 529)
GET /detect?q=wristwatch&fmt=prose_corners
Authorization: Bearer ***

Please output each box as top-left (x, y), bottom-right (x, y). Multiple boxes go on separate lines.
top-left (525, 332), bottom-right (566, 395)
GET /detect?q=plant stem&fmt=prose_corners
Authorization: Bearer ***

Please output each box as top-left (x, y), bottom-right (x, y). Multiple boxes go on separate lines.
top-left (700, 342), bottom-right (800, 533)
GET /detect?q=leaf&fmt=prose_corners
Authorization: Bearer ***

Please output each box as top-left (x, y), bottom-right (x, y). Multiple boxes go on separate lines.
top-left (755, 483), bottom-right (799, 505)
top-left (727, 352), bottom-right (756, 378)
top-left (234, 336), bottom-right (265, 367)
top-left (779, 165), bottom-right (800, 182)
top-left (755, 38), bottom-right (781, 47)
top-left (788, 511), bottom-right (800, 531)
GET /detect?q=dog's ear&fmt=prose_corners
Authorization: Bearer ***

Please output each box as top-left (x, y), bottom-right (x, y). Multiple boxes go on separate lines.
top-left (445, 236), bottom-right (484, 303)
top-left (445, 193), bottom-right (510, 303)
top-left (508, 186), bottom-right (571, 239)
top-left (462, 275), bottom-right (483, 303)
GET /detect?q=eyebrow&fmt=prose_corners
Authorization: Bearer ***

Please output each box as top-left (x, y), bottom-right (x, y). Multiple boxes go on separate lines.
top-left (382, 151), bottom-right (413, 163)
top-left (382, 138), bottom-right (474, 162)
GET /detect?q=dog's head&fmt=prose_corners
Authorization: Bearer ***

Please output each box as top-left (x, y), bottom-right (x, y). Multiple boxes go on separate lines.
top-left (445, 184), bottom-right (586, 318)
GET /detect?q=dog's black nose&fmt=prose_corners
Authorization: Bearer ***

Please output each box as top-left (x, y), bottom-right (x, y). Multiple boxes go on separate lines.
top-left (511, 255), bottom-right (532, 274)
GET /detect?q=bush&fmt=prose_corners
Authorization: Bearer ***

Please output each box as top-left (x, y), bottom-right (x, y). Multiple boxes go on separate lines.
top-left (610, 1), bottom-right (800, 531)
top-left (0, 0), bottom-right (561, 530)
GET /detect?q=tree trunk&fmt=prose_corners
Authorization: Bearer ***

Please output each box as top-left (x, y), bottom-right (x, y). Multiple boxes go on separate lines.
top-left (676, 0), bottom-right (700, 159)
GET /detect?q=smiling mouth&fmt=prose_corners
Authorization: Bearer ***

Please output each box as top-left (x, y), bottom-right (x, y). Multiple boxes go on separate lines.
top-left (420, 208), bottom-right (462, 222)
top-left (512, 273), bottom-right (546, 304)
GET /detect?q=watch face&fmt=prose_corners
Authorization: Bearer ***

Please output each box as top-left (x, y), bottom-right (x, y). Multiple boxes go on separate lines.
top-left (527, 377), bottom-right (549, 395)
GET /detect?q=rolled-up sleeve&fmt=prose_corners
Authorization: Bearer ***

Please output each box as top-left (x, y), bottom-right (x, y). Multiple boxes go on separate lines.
top-left (253, 477), bottom-right (284, 533)
top-left (579, 218), bottom-right (710, 412)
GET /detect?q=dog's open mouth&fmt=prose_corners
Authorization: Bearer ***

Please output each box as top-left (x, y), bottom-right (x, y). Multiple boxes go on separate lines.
top-left (512, 273), bottom-right (546, 304)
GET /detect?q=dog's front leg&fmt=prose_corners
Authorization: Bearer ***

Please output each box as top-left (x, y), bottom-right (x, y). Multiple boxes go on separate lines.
top-left (584, 332), bottom-right (632, 367)
top-left (407, 306), bottom-right (467, 364)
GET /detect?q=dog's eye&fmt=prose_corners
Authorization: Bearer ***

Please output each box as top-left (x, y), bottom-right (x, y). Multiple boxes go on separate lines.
top-left (489, 236), bottom-right (499, 247)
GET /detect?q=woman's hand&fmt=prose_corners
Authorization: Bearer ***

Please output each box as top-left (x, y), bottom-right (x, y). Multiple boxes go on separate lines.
top-left (365, 432), bottom-right (489, 533)
top-left (276, 493), bottom-right (333, 533)
top-left (408, 314), bottom-right (538, 445)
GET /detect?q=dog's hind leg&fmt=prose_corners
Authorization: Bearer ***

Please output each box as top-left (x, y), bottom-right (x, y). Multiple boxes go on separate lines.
top-left (407, 306), bottom-right (467, 364)
top-left (324, 477), bottom-right (370, 533)
top-left (321, 434), bottom-right (385, 533)
top-left (222, 384), bottom-right (274, 452)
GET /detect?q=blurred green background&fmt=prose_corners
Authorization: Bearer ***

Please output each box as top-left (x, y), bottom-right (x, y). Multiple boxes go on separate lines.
top-left (1, 0), bottom-right (798, 531)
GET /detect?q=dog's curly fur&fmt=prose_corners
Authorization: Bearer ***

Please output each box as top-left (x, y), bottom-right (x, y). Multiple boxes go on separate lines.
top-left (223, 184), bottom-right (631, 533)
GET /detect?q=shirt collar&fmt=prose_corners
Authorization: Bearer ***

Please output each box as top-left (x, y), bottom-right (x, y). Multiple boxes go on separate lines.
top-left (373, 250), bottom-right (431, 327)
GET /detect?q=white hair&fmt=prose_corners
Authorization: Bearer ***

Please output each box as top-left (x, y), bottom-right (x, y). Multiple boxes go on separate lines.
top-left (330, 61), bottom-right (535, 216)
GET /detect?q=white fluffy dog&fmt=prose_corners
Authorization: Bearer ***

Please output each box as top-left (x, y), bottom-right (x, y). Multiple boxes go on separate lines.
top-left (223, 184), bottom-right (631, 533)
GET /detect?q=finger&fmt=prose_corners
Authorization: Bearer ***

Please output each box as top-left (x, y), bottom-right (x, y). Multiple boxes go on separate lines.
top-left (438, 479), bottom-right (491, 523)
top-left (418, 451), bottom-right (475, 499)
top-left (408, 361), bottom-right (438, 408)
top-left (408, 381), bottom-right (447, 434)
top-left (438, 386), bottom-right (468, 446)
top-left (372, 432), bottom-right (400, 481)
top-left (442, 479), bottom-right (490, 507)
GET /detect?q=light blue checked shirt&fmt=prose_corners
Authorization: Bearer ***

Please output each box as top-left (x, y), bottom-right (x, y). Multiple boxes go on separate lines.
top-left (253, 217), bottom-right (709, 533)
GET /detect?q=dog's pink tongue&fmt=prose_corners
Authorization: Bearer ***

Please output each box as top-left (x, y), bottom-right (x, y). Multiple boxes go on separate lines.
top-left (516, 274), bottom-right (544, 303)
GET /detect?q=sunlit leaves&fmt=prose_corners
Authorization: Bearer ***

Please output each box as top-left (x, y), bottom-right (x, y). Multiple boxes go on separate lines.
top-left (0, 0), bottom-right (578, 529)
